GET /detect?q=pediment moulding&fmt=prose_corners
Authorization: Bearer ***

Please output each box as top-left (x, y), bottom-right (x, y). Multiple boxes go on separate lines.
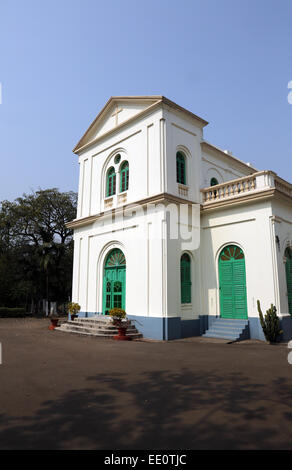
top-left (73, 96), bottom-right (208, 154)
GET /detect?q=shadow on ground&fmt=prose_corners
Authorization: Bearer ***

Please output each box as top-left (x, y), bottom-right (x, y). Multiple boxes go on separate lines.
top-left (0, 369), bottom-right (292, 449)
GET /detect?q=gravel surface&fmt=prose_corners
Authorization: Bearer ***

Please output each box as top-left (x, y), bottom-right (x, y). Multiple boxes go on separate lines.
top-left (0, 317), bottom-right (291, 450)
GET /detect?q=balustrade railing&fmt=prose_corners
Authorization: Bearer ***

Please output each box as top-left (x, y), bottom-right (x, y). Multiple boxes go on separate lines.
top-left (201, 171), bottom-right (292, 204)
top-left (178, 184), bottom-right (189, 198)
top-left (104, 197), bottom-right (113, 209)
top-left (274, 177), bottom-right (292, 198)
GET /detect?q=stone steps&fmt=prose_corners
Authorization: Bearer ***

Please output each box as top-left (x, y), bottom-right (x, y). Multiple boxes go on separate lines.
top-left (202, 318), bottom-right (249, 342)
top-left (55, 315), bottom-right (143, 339)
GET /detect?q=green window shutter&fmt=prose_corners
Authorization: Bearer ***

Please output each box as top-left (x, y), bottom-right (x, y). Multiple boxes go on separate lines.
top-left (210, 177), bottom-right (219, 186)
top-left (107, 167), bottom-right (116, 197)
top-left (233, 261), bottom-right (247, 318)
top-left (220, 263), bottom-right (233, 317)
top-left (176, 152), bottom-right (186, 185)
top-left (285, 248), bottom-right (292, 315)
top-left (120, 161), bottom-right (129, 192)
top-left (180, 253), bottom-right (191, 303)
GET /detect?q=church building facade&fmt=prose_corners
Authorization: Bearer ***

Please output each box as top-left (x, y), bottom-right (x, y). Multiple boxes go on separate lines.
top-left (67, 96), bottom-right (292, 341)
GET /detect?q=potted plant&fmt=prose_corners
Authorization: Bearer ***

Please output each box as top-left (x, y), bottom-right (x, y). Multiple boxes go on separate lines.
top-left (109, 308), bottom-right (132, 341)
top-left (68, 302), bottom-right (81, 321)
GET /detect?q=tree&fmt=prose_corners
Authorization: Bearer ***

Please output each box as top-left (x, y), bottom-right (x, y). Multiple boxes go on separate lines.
top-left (0, 188), bottom-right (77, 313)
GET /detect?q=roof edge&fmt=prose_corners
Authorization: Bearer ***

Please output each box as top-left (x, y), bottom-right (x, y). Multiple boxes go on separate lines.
top-left (201, 141), bottom-right (258, 173)
top-left (73, 96), bottom-right (164, 153)
top-left (73, 95), bottom-right (209, 154)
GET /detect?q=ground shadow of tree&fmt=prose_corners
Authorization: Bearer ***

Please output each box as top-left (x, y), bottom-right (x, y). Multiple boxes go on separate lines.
top-left (0, 369), bottom-right (292, 449)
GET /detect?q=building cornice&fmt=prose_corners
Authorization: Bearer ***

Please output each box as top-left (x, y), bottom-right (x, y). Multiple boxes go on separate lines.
top-left (66, 192), bottom-right (198, 229)
top-left (68, 185), bottom-right (291, 228)
top-left (160, 97), bottom-right (208, 128)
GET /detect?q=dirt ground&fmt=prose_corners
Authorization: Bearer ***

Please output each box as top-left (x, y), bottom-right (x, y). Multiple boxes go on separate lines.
top-left (0, 317), bottom-right (292, 450)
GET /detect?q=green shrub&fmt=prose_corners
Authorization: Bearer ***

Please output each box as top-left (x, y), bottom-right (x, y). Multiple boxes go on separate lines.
top-left (67, 302), bottom-right (81, 315)
top-left (257, 300), bottom-right (283, 343)
top-left (0, 307), bottom-right (26, 318)
top-left (109, 308), bottom-right (126, 324)
top-left (109, 308), bottom-right (126, 319)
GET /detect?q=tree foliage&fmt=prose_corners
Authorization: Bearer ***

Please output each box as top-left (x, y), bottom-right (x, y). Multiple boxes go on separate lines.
top-left (0, 188), bottom-right (77, 313)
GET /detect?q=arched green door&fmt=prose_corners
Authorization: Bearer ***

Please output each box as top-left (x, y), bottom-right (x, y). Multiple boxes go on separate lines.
top-left (102, 249), bottom-right (126, 314)
top-left (219, 245), bottom-right (248, 319)
top-left (285, 248), bottom-right (292, 315)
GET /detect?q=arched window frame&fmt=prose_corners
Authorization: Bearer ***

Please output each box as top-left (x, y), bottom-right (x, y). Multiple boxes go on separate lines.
top-left (180, 253), bottom-right (192, 304)
top-left (176, 152), bottom-right (186, 185)
top-left (105, 248), bottom-right (126, 268)
top-left (106, 167), bottom-right (116, 197)
top-left (120, 161), bottom-right (129, 193)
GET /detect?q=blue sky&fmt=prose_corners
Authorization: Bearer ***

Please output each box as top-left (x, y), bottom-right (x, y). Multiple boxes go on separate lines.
top-left (0, 0), bottom-right (292, 201)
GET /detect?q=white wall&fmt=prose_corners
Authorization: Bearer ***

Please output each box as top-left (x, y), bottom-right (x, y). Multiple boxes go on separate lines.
top-left (163, 106), bottom-right (203, 203)
top-left (76, 107), bottom-right (164, 219)
top-left (201, 201), bottom-right (275, 319)
top-left (202, 148), bottom-right (255, 188)
top-left (72, 204), bottom-right (168, 318)
top-left (271, 199), bottom-right (292, 316)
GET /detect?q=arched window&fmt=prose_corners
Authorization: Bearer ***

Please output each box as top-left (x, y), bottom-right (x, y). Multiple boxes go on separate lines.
top-left (180, 253), bottom-right (191, 303)
top-left (285, 247), bottom-right (292, 315)
top-left (114, 154), bottom-right (121, 164)
top-left (210, 177), bottom-right (219, 186)
top-left (120, 161), bottom-right (129, 192)
top-left (106, 167), bottom-right (116, 197)
top-left (176, 152), bottom-right (186, 185)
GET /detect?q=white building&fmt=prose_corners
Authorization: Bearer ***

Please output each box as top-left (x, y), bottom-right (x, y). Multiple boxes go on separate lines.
top-left (67, 96), bottom-right (292, 341)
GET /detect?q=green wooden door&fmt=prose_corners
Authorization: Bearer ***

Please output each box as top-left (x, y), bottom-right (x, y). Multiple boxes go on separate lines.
top-left (219, 245), bottom-right (247, 319)
top-left (102, 249), bottom-right (126, 314)
top-left (285, 248), bottom-right (292, 315)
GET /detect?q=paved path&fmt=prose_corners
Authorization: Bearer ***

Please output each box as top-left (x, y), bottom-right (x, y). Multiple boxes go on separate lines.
top-left (0, 318), bottom-right (292, 450)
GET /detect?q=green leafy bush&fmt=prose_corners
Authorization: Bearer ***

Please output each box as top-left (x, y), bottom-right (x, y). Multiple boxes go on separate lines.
top-left (257, 300), bottom-right (283, 343)
top-left (0, 307), bottom-right (26, 318)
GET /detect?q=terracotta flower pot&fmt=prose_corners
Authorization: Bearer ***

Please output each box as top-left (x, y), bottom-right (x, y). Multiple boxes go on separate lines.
top-left (49, 318), bottom-right (59, 330)
top-left (114, 325), bottom-right (132, 341)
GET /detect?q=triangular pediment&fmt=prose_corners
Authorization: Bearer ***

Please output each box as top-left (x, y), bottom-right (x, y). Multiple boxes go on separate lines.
top-left (73, 96), bottom-right (163, 153)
